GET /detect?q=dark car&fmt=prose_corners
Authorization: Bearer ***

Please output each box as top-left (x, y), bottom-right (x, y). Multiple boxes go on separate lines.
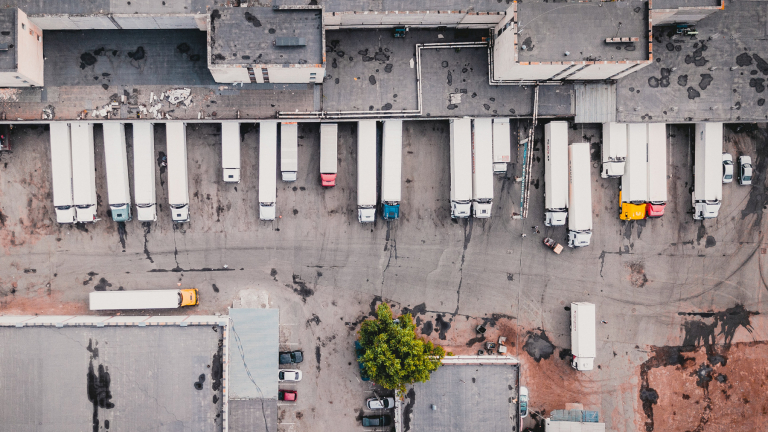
top-left (279, 350), bottom-right (304, 365)
top-left (362, 415), bottom-right (392, 427)
top-left (354, 341), bottom-right (370, 381)
top-left (278, 390), bottom-right (297, 401)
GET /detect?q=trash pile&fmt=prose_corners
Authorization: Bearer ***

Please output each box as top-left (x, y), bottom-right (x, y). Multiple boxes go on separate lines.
top-left (88, 87), bottom-right (193, 120)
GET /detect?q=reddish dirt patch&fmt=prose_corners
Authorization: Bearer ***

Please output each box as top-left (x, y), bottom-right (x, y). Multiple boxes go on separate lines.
top-left (0, 288), bottom-right (88, 315)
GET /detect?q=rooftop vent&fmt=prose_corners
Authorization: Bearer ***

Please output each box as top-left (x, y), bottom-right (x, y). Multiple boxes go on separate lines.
top-left (275, 37), bottom-right (306, 47)
top-left (0, 43), bottom-right (9, 51)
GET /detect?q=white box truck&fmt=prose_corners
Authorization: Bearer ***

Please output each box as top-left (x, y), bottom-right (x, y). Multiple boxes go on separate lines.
top-left (166, 123), bottom-right (190, 223)
top-left (472, 118), bottom-right (494, 218)
top-left (492, 118), bottom-right (511, 174)
top-left (71, 122), bottom-right (98, 223)
top-left (544, 121), bottom-right (569, 226)
top-left (693, 122), bottom-right (723, 220)
top-left (221, 121), bottom-right (241, 183)
top-left (90, 288), bottom-right (199, 310)
top-left (357, 120), bottom-right (377, 223)
top-left (450, 118), bottom-right (472, 218)
top-left (259, 121), bottom-right (278, 221)
top-left (49, 123), bottom-right (77, 224)
top-left (381, 120), bottom-right (402, 220)
top-left (570, 302), bottom-right (596, 371)
top-left (281, 122), bottom-right (298, 182)
top-left (601, 122), bottom-right (627, 178)
top-left (132, 123), bottom-right (157, 222)
top-left (568, 143), bottom-right (593, 248)
top-left (103, 123), bottom-right (132, 222)
top-left (646, 123), bottom-right (667, 218)
top-left (620, 123), bottom-right (648, 221)
top-left (320, 123), bottom-right (338, 187)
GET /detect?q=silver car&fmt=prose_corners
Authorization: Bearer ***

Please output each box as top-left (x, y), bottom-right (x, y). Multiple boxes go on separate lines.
top-left (739, 155), bottom-right (753, 185)
top-left (722, 153), bottom-right (733, 183)
top-left (366, 396), bottom-right (396, 410)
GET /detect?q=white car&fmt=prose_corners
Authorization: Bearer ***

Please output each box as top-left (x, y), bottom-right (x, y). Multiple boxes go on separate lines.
top-left (279, 369), bottom-right (302, 382)
top-left (366, 397), bottom-right (396, 410)
top-left (722, 153), bottom-right (733, 183)
top-left (519, 386), bottom-right (529, 418)
top-left (739, 155), bottom-right (753, 186)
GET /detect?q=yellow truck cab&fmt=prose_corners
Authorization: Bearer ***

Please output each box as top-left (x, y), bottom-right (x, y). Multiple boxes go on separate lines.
top-left (619, 191), bottom-right (647, 220)
top-left (180, 288), bottom-right (199, 307)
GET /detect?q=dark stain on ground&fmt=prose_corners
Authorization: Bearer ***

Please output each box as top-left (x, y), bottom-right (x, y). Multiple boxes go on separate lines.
top-left (687, 87), bottom-right (701, 99)
top-left (368, 295), bottom-right (383, 317)
top-left (80, 52), bottom-right (97, 69)
top-left (434, 314), bottom-right (451, 340)
top-left (142, 222), bottom-right (154, 263)
top-left (23, 268), bottom-right (36, 273)
top-left (522, 37), bottom-right (534, 51)
top-left (212, 283), bottom-right (219, 293)
top-left (315, 345), bottom-right (321, 372)
top-left (244, 12), bottom-right (262, 27)
top-left (465, 333), bottom-right (486, 347)
top-left (698, 74), bottom-right (713, 90)
top-left (382, 103), bottom-right (392, 110)
top-left (87, 339), bottom-right (99, 359)
top-left (194, 373), bottom-right (206, 390)
top-left (696, 222), bottom-right (707, 245)
top-left (369, 75), bottom-right (376, 85)
top-left (117, 222), bottom-right (126, 250)
top-left (402, 302), bottom-right (427, 316)
top-left (93, 278), bottom-right (112, 291)
top-left (127, 47), bottom-right (145, 61)
top-left (421, 320), bottom-right (434, 336)
top-left (306, 313), bottom-right (321, 328)
top-left (629, 261), bottom-right (648, 288)
top-left (403, 388), bottom-right (415, 432)
top-left (288, 274), bottom-right (314, 302)
top-left (177, 43), bottom-right (190, 54)
top-left (213, 394), bottom-right (219, 404)
top-left (447, 70), bottom-right (452, 86)
top-left (736, 53), bottom-right (753, 67)
top-left (705, 235), bottom-right (716, 248)
top-left (753, 54), bottom-right (768, 75)
top-left (678, 304), bottom-right (757, 347)
top-left (523, 330), bottom-right (555, 362)
top-left (87, 360), bottom-right (115, 432)
top-left (211, 339), bottom-right (223, 391)
top-left (558, 348), bottom-right (572, 360)
top-left (749, 78), bottom-right (765, 93)
top-left (677, 75), bottom-right (688, 87)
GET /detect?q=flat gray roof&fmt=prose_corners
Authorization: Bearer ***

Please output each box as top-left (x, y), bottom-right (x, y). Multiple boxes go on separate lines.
top-left (517, 1), bottom-right (649, 63)
top-left (0, 325), bottom-right (224, 432)
top-left (228, 308), bottom-right (279, 399)
top-left (0, 9), bottom-right (16, 72)
top-left (653, 0), bottom-right (720, 8)
top-left (210, 7), bottom-right (323, 66)
top-left (406, 364), bottom-right (520, 432)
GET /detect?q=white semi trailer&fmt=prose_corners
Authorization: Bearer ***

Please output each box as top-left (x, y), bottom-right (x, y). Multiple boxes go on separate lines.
top-left (471, 118), bottom-right (494, 218)
top-left (544, 121), bottom-right (569, 226)
top-left (568, 143), bottom-right (593, 248)
top-left (320, 123), bottom-right (338, 187)
top-left (693, 122), bottom-right (723, 220)
top-left (221, 121), bottom-right (240, 183)
top-left (450, 118), bottom-right (472, 218)
top-left (132, 123), bottom-right (157, 222)
top-left (381, 120), bottom-right (402, 220)
top-left (620, 123), bottom-right (649, 221)
top-left (492, 118), bottom-right (511, 174)
top-left (570, 302), bottom-right (596, 371)
top-left (71, 122), bottom-right (97, 223)
top-left (646, 123), bottom-right (667, 218)
top-left (103, 123), bottom-right (132, 222)
top-left (166, 123), bottom-right (190, 223)
top-left (259, 121), bottom-right (278, 221)
top-left (357, 120), bottom-right (377, 223)
top-left (281, 122), bottom-right (298, 182)
top-left (49, 123), bottom-right (77, 224)
top-left (90, 288), bottom-right (199, 310)
top-left (601, 122), bottom-right (627, 178)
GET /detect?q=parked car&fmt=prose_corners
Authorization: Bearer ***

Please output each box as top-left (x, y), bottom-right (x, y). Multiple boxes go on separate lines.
top-left (739, 155), bottom-right (753, 185)
top-left (366, 396), bottom-right (396, 410)
top-left (519, 386), bottom-right (529, 418)
top-left (278, 390), bottom-right (297, 401)
top-left (362, 415), bottom-right (392, 427)
top-left (722, 153), bottom-right (733, 183)
top-left (279, 350), bottom-right (304, 365)
top-left (354, 341), bottom-right (370, 381)
top-left (279, 370), bottom-right (302, 382)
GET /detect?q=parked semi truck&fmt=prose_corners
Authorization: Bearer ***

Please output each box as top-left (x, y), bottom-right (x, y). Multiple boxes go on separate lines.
top-left (568, 143), bottom-right (592, 248)
top-left (166, 123), bottom-right (190, 223)
top-left (320, 123), bottom-right (338, 187)
top-left (357, 120), bottom-right (377, 223)
top-left (570, 302), bottom-right (596, 371)
top-left (132, 123), bottom-right (157, 222)
top-left (693, 122), bottom-right (723, 220)
top-left (49, 123), bottom-right (77, 224)
top-left (544, 121), bottom-right (569, 226)
top-left (221, 121), bottom-right (240, 183)
top-left (259, 121), bottom-right (278, 220)
top-left (281, 122), bottom-right (298, 182)
top-left (601, 122), bottom-right (627, 178)
top-left (620, 123), bottom-right (648, 221)
top-left (472, 118), bottom-right (494, 218)
top-left (450, 118), bottom-right (472, 218)
top-left (90, 288), bottom-right (199, 310)
top-left (71, 122), bottom-right (98, 223)
top-left (647, 123), bottom-right (667, 218)
top-left (492, 118), bottom-right (511, 174)
top-left (381, 120), bottom-right (402, 220)
top-left (103, 123), bottom-right (132, 222)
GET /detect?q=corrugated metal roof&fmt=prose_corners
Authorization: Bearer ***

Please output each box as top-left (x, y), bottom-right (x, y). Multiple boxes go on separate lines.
top-left (550, 409), bottom-right (600, 422)
top-left (229, 308), bottom-right (279, 399)
top-left (574, 83), bottom-right (616, 123)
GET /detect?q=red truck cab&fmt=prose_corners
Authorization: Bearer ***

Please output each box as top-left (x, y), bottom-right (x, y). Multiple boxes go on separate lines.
top-left (321, 173), bottom-right (336, 187)
top-left (646, 203), bottom-right (666, 218)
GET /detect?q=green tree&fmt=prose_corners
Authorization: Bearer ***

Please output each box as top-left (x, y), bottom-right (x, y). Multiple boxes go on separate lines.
top-left (358, 303), bottom-right (445, 394)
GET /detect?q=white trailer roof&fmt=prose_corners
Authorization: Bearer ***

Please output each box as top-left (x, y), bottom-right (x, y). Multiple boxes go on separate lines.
top-left (545, 122), bottom-right (569, 210)
top-left (568, 143), bottom-right (593, 231)
top-left (492, 118), bottom-right (511, 164)
top-left (602, 122), bottom-right (627, 164)
top-left (320, 123), bottom-right (338, 174)
top-left (221, 121), bottom-right (241, 169)
top-left (103, 123), bottom-right (130, 205)
top-left (647, 123), bottom-right (667, 202)
top-left (280, 122), bottom-right (298, 173)
top-left (165, 123), bottom-right (189, 204)
top-left (132, 123), bottom-right (156, 205)
top-left (49, 123), bottom-right (74, 207)
top-left (622, 123), bottom-right (648, 203)
top-left (89, 290), bottom-right (180, 310)
top-left (357, 120), bottom-right (378, 207)
top-left (450, 118), bottom-right (473, 202)
top-left (571, 302), bottom-right (596, 358)
top-left (381, 120), bottom-right (402, 202)
top-left (695, 123), bottom-right (723, 201)
top-left (471, 118), bottom-right (494, 201)
top-left (70, 123), bottom-right (96, 206)
top-left (259, 121), bottom-right (278, 203)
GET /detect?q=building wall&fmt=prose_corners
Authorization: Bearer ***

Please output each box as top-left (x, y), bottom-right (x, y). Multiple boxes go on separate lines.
top-left (265, 66), bottom-right (325, 84)
top-left (209, 66), bottom-right (251, 84)
top-left (565, 63), bottom-right (641, 80)
top-left (651, 8), bottom-right (720, 26)
top-left (323, 11), bottom-right (503, 28)
top-left (113, 14), bottom-right (201, 30)
top-left (29, 13), bottom-right (204, 30)
top-left (15, 9), bottom-right (44, 86)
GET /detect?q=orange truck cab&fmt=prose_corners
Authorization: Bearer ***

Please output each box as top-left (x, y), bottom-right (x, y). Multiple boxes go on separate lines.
top-left (619, 191), bottom-right (647, 220)
top-left (180, 288), bottom-right (199, 307)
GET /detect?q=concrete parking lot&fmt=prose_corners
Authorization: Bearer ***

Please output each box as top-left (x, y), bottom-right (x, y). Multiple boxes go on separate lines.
top-left (0, 121), bottom-right (766, 431)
